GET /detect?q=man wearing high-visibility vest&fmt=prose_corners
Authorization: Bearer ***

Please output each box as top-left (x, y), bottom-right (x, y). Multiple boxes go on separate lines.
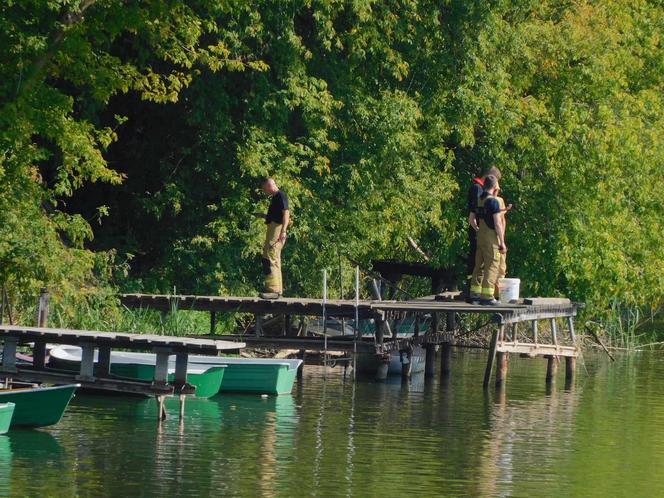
top-left (469, 175), bottom-right (507, 305)
top-left (466, 166), bottom-right (502, 300)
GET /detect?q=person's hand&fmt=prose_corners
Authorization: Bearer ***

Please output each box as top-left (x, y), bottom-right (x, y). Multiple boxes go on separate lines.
top-left (499, 243), bottom-right (507, 254)
top-left (278, 232), bottom-right (287, 243)
top-left (505, 204), bottom-right (513, 212)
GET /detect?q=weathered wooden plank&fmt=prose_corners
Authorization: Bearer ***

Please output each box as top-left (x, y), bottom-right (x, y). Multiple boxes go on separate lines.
top-left (0, 368), bottom-right (188, 396)
top-left (0, 325), bottom-right (243, 353)
top-left (523, 297), bottom-right (572, 306)
top-left (496, 342), bottom-right (577, 357)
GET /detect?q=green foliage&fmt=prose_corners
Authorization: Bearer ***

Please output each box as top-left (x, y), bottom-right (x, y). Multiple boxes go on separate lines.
top-left (0, 0), bottom-right (662, 333)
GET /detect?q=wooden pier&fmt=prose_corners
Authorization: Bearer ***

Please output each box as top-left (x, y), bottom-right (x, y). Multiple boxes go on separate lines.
top-left (0, 323), bottom-right (243, 418)
top-left (120, 293), bottom-right (580, 387)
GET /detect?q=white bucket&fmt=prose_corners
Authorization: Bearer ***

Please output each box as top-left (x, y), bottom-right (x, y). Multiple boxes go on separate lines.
top-left (499, 278), bottom-right (520, 302)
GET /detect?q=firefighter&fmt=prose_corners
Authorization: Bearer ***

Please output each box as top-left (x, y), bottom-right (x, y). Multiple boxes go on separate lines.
top-left (466, 166), bottom-right (502, 300)
top-left (253, 178), bottom-right (290, 299)
top-left (470, 175), bottom-right (507, 305)
top-left (494, 187), bottom-right (512, 299)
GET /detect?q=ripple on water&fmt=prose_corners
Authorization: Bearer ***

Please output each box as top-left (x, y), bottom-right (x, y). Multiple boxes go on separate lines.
top-left (4, 351), bottom-right (664, 497)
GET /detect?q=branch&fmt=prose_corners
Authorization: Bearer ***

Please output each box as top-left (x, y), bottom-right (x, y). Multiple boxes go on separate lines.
top-left (17, 0), bottom-right (97, 99)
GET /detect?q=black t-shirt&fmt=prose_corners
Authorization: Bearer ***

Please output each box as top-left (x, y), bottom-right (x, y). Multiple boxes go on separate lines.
top-left (468, 181), bottom-right (483, 213)
top-left (266, 190), bottom-right (289, 224)
top-left (480, 193), bottom-right (501, 230)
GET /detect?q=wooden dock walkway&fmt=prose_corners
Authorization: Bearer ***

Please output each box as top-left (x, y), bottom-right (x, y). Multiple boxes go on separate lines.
top-left (120, 293), bottom-right (580, 388)
top-left (0, 324), bottom-right (243, 400)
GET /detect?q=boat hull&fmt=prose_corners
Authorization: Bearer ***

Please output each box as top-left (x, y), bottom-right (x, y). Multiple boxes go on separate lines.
top-left (0, 385), bottom-right (77, 428)
top-left (108, 364), bottom-right (225, 399)
top-left (218, 363), bottom-right (298, 395)
top-left (355, 346), bottom-right (426, 376)
top-left (0, 403), bottom-right (14, 434)
top-left (49, 346), bottom-right (301, 396)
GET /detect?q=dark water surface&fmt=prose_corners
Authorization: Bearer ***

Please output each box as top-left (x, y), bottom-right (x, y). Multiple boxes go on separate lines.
top-left (3, 351), bottom-right (664, 497)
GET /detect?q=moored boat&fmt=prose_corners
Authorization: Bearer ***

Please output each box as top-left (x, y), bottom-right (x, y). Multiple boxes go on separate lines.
top-left (0, 403), bottom-right (15, 434)
top-left (0, 384), bottom-right (78, 428)
top-left (50, 346), bottom-right (301, 395)
top-left (47, 348), bottom-right (225, 398)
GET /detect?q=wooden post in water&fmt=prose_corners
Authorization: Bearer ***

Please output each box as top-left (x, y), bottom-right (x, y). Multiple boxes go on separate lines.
top-left (545, 355), bottom-right (558, 384)
top-left (483, 325), bottom-right (502, 388)
top-left (297, 349), bottom-right (306, 380)
top-left (157, 395), bottom-right (166, 421)
top-left (565, 357), bottom-right (576, 386)
top-left (425, 344), bottom-right (436, 377)
top-left (425, 312), bottom-right (438, 377)
top-left (441, 312), bottom-right (455, 377)
top-left (376, 357), bottom-right (389, 381)
top-left (495, 352), bottom-right (508, 388)
top-left (401, 349), bottom-right (413, 378)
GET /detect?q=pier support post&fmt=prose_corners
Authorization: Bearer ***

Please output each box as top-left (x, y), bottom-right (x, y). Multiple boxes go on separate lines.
top-left (174, 353), bottom-right (188, 389)
top-left (441, 311), bottom-right (455, 377)
top-left (424, 343), bottom-right (436, 377)
top-left (179, 394), bottom-right (186, 421)
top-left (445, 312), bottom-right (456, 333)
top-left (401, 350), bottom-right (413, 378)
top-left (483, 325), bottom-right (502, 388)
top-left (157, 395), bottom-right (167, 421)
top-left (565, 357), bottom-right (576, 386)
top-left (79, 344), bottom-right (95, 378)
top-left (441, 343), bottom-right (452, 377)
top-left (33, 340), bottom-right (47, 370)
top-left (210, 311), bottom-right (217, 335)
top-left (1, 337), bottom-right (18, 373)
top-left (495, 352), bottom-right (508, 388)
top-left (375, 356), bottom-right (389, 381)
top-left (77, 343), bottom-right (96, 381)
top-left (374, 314), bottom-right (387, 346)
top-left (98, 346), bottom-right (111, 378)
top-left (297, 349), bottom-right (306, 379)
top-left (153, 348), bottom-right (171, 387)
top-left (545, 355), bottom-right (558, 384)
top-left (255, 314), bottom-right (264, 337)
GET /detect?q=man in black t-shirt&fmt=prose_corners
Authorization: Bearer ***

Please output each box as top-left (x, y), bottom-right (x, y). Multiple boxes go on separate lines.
top-left (469, 175), bottom-right (507, 305)
top-left (253, 178), bottom-right (290, 298)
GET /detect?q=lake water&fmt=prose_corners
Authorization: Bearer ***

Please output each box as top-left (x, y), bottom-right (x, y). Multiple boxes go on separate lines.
top-left (2, 350), bottom-right (664, 497)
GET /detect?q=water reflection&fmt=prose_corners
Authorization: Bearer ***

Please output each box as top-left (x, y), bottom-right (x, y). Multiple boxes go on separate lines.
top-left (7, 352), bottom-right (664, 496)
top-left (0, 436), bottom-right (11, 495)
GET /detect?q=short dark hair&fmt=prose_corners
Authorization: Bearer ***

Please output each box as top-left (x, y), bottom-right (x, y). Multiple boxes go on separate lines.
top-left (483, 174), bottom-right (498, 191)
top-left (483, 166), bottom-right (502, 180)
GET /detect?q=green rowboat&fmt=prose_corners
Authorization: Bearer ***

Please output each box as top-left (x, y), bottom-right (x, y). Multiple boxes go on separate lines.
top-left (108, 363), bottom-right (225, 398)
top-left (0, 384), bottom-right (77, 428)
top-left (0, 403), bottom-right (14, 434)
top-left (48, 347), bottom-right (225, 398)
top-left (50, 346), bottom-right (301, 395)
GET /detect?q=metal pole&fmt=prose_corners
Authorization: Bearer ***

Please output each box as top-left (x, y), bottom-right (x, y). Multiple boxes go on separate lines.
top-left (323, 269), bottom-right (328, 375)
top-left (354, 266), bottom-right (359, 380)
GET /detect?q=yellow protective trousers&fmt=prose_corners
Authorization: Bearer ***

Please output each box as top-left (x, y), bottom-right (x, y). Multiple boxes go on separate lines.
top-left (470, 222), bottom-right (501, 300)
top-left (262, 222), bottom-right (284, 293)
